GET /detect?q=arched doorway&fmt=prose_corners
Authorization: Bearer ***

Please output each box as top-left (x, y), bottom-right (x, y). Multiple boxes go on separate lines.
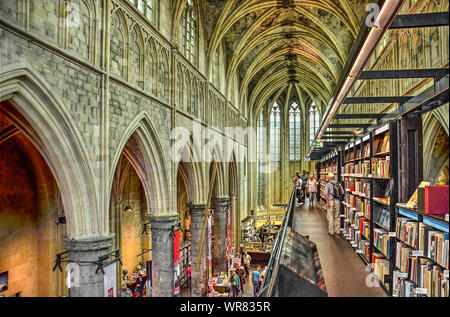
top-left (0, 102), bottom-right (65, 297)
top-left (108, 113), bottom-right (174, 297)
top-left (110, 152), bottom-right (151, 296)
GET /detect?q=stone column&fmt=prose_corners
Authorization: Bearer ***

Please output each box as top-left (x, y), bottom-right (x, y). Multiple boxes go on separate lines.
top-left (148, 214), bottom-right (178, 297)
top-left (63, 236), bottom-right (113, 297)
top-left (189, 204), bottom-right (208, 297)
top-left (213, 197), bottom-right (230, 274)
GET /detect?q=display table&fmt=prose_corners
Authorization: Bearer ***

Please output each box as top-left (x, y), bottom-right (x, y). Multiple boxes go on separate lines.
top-left (209, 276), bottom-right (231, 297)
top-left (125, 274), bottom-right (147, 294)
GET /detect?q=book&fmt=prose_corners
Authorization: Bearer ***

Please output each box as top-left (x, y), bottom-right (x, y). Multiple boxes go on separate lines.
top-left (406, 181), bottom-right (430, 209)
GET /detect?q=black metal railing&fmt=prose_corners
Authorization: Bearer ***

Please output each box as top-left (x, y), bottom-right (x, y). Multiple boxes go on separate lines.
top-left (258, 188), bottom-right (297, 296)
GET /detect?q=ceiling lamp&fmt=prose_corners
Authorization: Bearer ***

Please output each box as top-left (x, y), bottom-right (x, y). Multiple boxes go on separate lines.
top-left (124, 170), bottom-right (133, 212)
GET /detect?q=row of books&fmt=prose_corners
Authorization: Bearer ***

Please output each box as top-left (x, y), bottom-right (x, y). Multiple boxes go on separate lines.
top-left (393, 251), bottom-right (449, 297)
top-left (343, 161), bottom-right (372, 177)
top-left (373, 132), bottom-right (390, 154)
top-left (396, 217), bottom-right (418, 249)
top-left (418, 223), bottom-right (449, 269)
top-left (343, 163), bottom-right (354, 175)
top-left (344, 151), bottom-right (355, 162)
top-left (374, 228), bottom-right (390, 259)
top-left (373, 256), bottom-right (390, 289)
top-left (371, 157), bottom-right (390, 178)
top-left (350, 142), bottom-right (371, 161)
top-left (373, 207), bottom-right (390, 229)
top-left (355, 161), bottom-right (372, 177)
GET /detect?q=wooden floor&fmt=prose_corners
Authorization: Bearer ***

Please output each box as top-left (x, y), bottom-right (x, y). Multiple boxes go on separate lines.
top-left (292, 201), bottom-right (387, 297)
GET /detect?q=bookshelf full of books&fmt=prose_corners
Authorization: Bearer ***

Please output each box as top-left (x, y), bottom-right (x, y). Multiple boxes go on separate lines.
top-left (323, 120), bottom-right (449, 297)
top-left (392, 204), bottom-right (449, 297)
top-left (318, 149), bottom-right (339, 206)
top-left (341, 134), bottom-right (375, 268)
top-left (337, 122), bottom-right (399, 295)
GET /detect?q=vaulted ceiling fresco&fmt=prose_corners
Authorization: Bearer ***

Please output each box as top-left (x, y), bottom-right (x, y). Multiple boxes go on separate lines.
top-left (200, 0), bottom-right (372, 118)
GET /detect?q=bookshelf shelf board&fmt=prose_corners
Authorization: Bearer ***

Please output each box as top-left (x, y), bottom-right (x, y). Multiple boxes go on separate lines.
top-left (423, 216), bottom-right (449, 233)
top-left (357, 252), bottom-right (370, 267)
top-left (373, 274), bottom-right (391, 297)
top-left (372, 176), bottom-right (390, 180)
top-left (396, 204), bottom-right (449, 231)
top-left (397, 207), bottom-right (419, 221)
top-left (373, 245), bottom-right (389, 259)
top-left (373, 151), bottom-right (390, 156)
top-left (374, 221), bottom-right (390, 231)
top-left (395, 238), bottom-right (418, 251)
top-left (373, 198), bottom-right (390, 206)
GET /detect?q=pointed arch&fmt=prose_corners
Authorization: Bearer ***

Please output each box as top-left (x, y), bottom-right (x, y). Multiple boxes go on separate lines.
top-left (0, 64), bottom-right (99, 239)
top-left (110, 111), bottom-right (171, 214)
top-left (110, 8), bottom-right (128, 78)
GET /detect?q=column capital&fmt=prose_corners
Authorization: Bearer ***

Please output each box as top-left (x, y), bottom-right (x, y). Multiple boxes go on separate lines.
top-left (63, 235), bottom-right (113, 252)
top-left (189, 203), bottom-right (207, 216)
top-left (148, 214), bottom-right (178, 230)
top-left (213, 197), bottom-right (230, 212)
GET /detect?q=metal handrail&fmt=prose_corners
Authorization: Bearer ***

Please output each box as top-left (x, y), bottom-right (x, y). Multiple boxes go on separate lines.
top-left (259, 188), bottom-right (298, 296)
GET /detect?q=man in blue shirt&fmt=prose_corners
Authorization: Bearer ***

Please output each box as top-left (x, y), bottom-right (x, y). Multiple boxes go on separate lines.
top-left (252, 266), bottom-right (262, 296)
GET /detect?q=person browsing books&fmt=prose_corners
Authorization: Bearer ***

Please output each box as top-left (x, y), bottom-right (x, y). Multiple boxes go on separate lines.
top-left (293, 171), bottom-right (303, 205)
top-left (324, 172), bottom-right (344, 235)
top-left (307, 176), bottom-right (318, 206)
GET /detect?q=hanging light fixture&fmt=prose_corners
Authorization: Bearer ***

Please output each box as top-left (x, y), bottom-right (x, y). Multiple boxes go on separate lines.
top-left (124, 170), bottom-right (133, 212)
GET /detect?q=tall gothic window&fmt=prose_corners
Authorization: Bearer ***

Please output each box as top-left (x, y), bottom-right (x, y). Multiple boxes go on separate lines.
top-left (309, 102), bottom-right (320, 145)
top-left (289, 102), bottom-right (301, 161)
top-left (130, 0), bottom-right (154, 24)
top-left (257, 111), bottom-right (265, 206)
top-left (269, 103), bottom-right (281, 161)
top-left (182, 0), bottom-right (197, 64)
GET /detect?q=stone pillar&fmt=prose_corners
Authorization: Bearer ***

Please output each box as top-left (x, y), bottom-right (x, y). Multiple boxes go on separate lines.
top-left (213, 197), bottom-right (230, 274)
top-left (189, 204), bottom-right (208, 297)
top-left (148, 214), bottom-right (178, 297)
top-left (63, 236), bottom-right (113, 297)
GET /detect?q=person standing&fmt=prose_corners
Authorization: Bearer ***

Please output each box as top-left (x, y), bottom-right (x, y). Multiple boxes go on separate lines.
top-left (186, 264), bottom-right (192, 295)
top-left (252, 266), bottom-right (262, 297)
top-left (324, 172), bottom-right (344, 235)
top-left (307, 175), bottom-right (318, 206)
top-left (119, 284), bottom-right (132, 297)
top-left (293, 171), bottom-right (302, 205)
top-left (135, 274), bottom-right (144, 297)
top-left (243, 251), bottom-right (251, 278)
top-left (230, 271), bottom-right (241, 297)
top-left (237, 265), bottom-right (246, 295)
top-left (301, 171), bottom-right (309, 201)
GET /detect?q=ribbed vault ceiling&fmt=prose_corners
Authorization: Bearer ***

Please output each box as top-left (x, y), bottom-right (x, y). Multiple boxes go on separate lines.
top-left (201, 0), bottom-right (371, 118)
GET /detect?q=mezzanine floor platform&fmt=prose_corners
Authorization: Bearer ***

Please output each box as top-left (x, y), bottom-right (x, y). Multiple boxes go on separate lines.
top-left (292, 201), bottom-right (386, 297)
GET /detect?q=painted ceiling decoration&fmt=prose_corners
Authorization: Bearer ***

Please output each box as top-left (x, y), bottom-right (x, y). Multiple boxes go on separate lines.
top-left (175, 0), bottom-right (372, 121)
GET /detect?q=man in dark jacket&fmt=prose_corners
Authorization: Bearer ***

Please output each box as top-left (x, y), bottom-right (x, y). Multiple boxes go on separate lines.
top-left (237, 265), bottom-right (246, 294)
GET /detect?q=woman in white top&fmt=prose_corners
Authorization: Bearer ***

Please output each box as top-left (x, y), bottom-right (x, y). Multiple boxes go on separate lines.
top-left (307, 176), bottom-right (318, 206)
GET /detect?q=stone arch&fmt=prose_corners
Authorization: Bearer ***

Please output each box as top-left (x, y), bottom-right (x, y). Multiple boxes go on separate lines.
top-left (208, 145), bottom-right (228, 199)
top-left (158, 48), bottom-right (170, 101)
top-left (145, 37), bottom-right (157, 94)
top-left (423, 112), bottom-right (449, 184)
top-left (184, 70), bottom-right (191, 113)
top-left (174, 135), bottom-right (206, 204)
top-left (110, 9), bottom-right (128, 78)
top-left (67, 0), bottom-right (96, 62)
top-left (176, 63), bottom-right (184, 108)
top-left (192, 78), bottom-right (199, 117)
top-left (110, 112), bottom-right (171, 215)
top-left (0, 65), bottom-right (98, 239)
top-left (129, 24), bottom-right (144, 89)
